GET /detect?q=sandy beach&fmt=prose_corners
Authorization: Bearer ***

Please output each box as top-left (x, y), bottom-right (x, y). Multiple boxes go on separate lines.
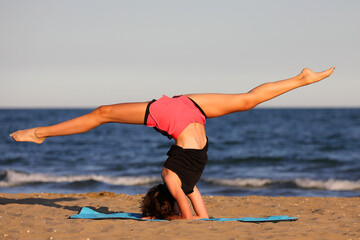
top-left (1, 192), bottom-right (359, 240)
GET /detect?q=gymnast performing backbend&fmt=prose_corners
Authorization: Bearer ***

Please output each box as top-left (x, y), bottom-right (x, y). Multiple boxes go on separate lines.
top-left (10, 67), bottom-right (335, 220)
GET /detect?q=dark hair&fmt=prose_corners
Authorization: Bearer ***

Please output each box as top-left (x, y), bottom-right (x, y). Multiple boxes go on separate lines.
top-left (140, 184), bottom-right (176, 220)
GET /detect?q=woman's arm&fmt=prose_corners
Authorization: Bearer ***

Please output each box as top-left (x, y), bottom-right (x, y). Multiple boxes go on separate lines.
top-left (162, 168), bottom-right (209, 220)
top-left (162, 169), bottom-right (194, 219)
top-left (187, 186), bottom-right (209, 219)
top-left (167, 186), bottom-right (209, 220)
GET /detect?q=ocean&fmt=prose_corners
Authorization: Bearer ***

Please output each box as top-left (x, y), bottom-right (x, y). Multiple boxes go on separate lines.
top-left (1, 108), bottom-right (359, 197)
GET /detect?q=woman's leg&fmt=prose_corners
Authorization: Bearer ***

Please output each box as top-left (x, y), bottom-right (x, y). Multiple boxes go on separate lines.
top-left (10, 102), bottom-right (148, 144)
top-left (187, 67), bottom-right (335, 118)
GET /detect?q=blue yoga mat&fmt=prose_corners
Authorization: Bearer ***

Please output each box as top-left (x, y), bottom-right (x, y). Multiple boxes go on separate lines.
top-left (70, 207), bottom-right (298, 222)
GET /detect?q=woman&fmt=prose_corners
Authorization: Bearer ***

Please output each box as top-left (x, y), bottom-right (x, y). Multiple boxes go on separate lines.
top-left (10, 67), bottom-right (335, 220)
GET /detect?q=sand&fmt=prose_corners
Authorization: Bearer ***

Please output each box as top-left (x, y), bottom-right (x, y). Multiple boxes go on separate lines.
top-left (1, 192), bottom-right (359, 240)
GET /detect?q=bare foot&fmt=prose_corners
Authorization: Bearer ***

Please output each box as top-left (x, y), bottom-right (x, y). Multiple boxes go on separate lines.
top-left (10, 128), bottom-right (46, 144)
top-left (299, 67), bottom-right (335, 85)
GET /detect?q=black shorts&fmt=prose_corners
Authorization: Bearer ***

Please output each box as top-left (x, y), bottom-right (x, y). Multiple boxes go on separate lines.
top-left (164, 139), bottom-right (208, 195)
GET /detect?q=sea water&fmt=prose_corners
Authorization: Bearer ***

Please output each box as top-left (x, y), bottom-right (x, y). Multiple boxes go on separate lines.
top-left (1, 108), bottom-right (359, 197)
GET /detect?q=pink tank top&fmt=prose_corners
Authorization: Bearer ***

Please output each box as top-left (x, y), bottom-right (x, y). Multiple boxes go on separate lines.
top-left (145, 95), bottom-right (206, 140)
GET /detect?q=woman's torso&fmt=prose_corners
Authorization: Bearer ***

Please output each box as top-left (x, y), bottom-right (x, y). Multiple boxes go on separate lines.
top-left (175, 122), bottom-right (207, 149)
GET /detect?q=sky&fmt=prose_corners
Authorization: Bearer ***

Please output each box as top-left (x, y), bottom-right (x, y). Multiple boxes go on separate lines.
top-left (0, 0), bottom-right (359, 108)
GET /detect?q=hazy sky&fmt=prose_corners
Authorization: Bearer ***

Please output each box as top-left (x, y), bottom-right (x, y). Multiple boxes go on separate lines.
top-left (1, 0), bottom-right (359, 108)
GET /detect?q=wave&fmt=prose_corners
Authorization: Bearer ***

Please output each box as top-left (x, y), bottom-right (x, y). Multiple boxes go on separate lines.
top-left (2, 169), bottom-right (360, 192)
top-left (203, 177), bottom-right (360, 191)
top-left (203, 178), bottom-right (273, 187)
top-left (294, 178), bottom-right (360, 191)
top-left (0, 169), bottom-right (161, 188)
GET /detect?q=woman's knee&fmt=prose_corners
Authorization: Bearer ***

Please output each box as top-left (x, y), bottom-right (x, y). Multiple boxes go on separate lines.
top-left (236, 94), bottom-right (259, 111)
top-left (92, 105), bottom-right (114, 123)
